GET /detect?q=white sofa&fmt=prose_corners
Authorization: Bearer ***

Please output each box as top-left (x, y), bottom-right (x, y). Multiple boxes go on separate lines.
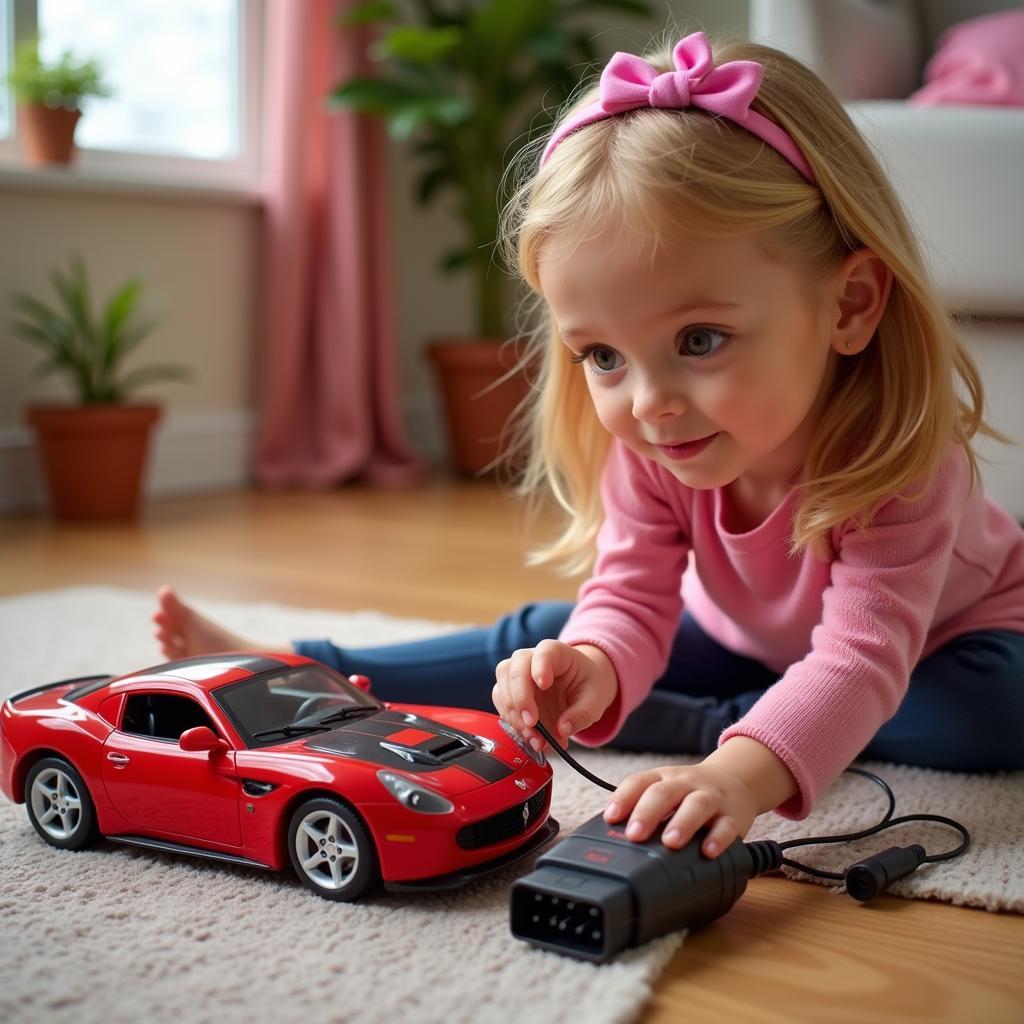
top-left (749, 0), bottom-right (1024, 518)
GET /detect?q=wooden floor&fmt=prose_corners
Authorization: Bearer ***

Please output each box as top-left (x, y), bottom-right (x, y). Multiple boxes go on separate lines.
top-left (2, 481), bottom-right (1021, 1023)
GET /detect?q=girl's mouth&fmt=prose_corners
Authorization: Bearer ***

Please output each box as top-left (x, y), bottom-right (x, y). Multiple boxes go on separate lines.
top-left (657, 433), bottom-right (718, 460)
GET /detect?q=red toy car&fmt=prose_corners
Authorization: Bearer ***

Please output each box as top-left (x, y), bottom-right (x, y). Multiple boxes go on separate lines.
top-left (0, 652), bottom-right (557, 901)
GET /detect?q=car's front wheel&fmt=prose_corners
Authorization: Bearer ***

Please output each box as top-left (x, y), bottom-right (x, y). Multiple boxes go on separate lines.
top-left (287, 797), bottom-right (380, 902)
top-left (25, 757), bottom-right (100, 851)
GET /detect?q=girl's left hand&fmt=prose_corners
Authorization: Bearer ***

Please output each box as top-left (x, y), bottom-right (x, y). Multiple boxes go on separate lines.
top-left (603, 760), bottom-right (760, 858)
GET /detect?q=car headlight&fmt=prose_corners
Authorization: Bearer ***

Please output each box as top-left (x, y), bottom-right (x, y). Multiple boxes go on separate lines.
top-left (499, 718), bottom-right (546, 766)
top-left (377, 771), bottom-right (454, 814)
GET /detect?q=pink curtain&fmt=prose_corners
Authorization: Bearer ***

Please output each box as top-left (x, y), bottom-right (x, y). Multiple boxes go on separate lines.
top-left (254, 0), bottom-right (425, 487)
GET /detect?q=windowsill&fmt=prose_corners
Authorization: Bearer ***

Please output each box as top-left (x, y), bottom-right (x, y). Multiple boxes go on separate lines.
top-left (0, 159), bottom-right (265, 204)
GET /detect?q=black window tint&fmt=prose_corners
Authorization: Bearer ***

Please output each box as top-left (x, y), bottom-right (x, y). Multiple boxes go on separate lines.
top-left (122, 693), bottom-right (217, 741)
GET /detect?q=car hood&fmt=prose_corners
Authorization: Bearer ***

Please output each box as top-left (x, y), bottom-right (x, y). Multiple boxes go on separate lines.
top-left (304, 708), bottom-right (519, 793)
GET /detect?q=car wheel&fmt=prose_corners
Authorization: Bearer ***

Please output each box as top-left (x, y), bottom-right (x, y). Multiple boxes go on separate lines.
top-left (287, 797), bottom-right (380, 902)
top-left (25, 757), bottom-right (100, 851)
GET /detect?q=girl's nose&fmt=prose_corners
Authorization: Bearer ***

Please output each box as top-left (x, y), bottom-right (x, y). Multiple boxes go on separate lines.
top-left (632, 380), bottom-right (686, 422)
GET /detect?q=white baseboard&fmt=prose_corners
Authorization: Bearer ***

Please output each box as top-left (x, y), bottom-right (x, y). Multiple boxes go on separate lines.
top-left (0, 409), bottom-right (256, 514)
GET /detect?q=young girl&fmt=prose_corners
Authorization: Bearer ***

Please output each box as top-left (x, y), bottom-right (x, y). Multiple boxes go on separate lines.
top-left (155, 32), bottom-right (1024, 861)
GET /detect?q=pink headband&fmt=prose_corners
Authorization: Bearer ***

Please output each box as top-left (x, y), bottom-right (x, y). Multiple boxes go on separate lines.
top-left (540, 32), bottom-right (816, 185)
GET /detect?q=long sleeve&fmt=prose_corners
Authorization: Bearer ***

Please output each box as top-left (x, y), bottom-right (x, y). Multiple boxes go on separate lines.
top-left (718, 456), bottom-right (972, 819)
top-left (559, 443), bottom-right (692, 745)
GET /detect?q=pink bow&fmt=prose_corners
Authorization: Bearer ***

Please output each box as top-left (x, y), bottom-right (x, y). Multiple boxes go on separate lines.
top-left (541, 32), bottom-right (815, 184)
top-left (599, 34), bottom-right (764, 121)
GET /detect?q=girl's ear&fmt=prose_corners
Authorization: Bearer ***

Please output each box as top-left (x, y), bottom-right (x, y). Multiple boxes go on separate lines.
top-left (829, 248), bottom-right (893, 356)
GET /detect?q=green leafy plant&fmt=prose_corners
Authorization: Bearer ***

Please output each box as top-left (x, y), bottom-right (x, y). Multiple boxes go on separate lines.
top-left (6, 37), bottom-right (112, 110)
top-left (330, 0), bottom-right (652, 337)
top-left (12, 256), bottom-right (188, 404)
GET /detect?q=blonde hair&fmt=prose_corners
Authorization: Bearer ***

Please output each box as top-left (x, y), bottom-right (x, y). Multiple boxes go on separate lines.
top-left (498, 34), bottom-right (1003, 575)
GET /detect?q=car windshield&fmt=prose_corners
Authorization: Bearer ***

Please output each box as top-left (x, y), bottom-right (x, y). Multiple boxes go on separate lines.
top-left (214, 665), bottom-right (381, 748)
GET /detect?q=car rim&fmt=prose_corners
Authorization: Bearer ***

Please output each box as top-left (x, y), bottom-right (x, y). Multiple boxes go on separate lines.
top-left (294, 809), bottom-right (360, 890)
top-left (30, 767), bottom-right (83, 841)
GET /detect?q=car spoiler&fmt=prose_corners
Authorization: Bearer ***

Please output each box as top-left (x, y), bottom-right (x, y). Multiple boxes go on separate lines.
top-left (6, 674), bottom-right (114, 706)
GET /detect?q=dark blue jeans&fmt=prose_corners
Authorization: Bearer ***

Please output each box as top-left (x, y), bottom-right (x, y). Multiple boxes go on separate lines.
top-left (295, 602), bottom-right (1024, 772)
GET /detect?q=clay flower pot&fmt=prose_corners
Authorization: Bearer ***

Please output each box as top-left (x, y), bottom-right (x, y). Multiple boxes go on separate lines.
top-left (18, 104), bottom-right (81, 166)
top-left (26, 404), bottom-right (162, 521)
top-left (426, 337), bottom-right (531, 475)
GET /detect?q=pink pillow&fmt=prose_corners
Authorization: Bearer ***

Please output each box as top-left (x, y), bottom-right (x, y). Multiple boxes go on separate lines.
top-left (909, 8), bottom-right (1024, 107)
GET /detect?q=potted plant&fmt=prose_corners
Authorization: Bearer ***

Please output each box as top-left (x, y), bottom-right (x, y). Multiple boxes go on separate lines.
top-left (331, 0), bottom-right (651, 473)
top-left (12, 256), bottom-right (188, 521)
top-left (6, 37), bottom-right (112, 166)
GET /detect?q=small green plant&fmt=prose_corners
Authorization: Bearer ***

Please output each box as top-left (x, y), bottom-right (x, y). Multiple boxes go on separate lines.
top-left (6, 37), bottom-right (112, 110)
top-left (12, 256), bottom-right (188, 404)
top-left (330, 0), bottom-right (652, 338)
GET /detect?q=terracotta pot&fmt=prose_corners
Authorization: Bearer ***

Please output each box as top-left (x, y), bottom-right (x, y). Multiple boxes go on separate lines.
top-left (18, 104), bottom-right (81, 166)
top-left (426, 337), bottom-right (531, 475)
top-left (26, 404), bottom-right (162, 521)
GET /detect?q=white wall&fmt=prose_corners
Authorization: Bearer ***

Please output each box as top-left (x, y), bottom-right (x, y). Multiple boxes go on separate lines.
top-left (0, 2), bottom-right (748, 510)
top-left (0, 183), bottom-right (261, 510)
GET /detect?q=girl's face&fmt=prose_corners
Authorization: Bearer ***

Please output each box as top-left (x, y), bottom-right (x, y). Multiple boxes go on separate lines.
top-left (537, 221), bottom-right (841, 497)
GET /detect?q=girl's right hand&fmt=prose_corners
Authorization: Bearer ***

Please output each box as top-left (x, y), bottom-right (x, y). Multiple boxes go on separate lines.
top-left (492, 640), bottom-right (619, 750)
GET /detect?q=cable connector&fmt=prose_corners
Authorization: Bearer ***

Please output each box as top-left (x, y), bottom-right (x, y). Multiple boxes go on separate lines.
top-left (844, 844), bottom-right (926, 902)
top-left (744, 839), bottom-right (783, 878)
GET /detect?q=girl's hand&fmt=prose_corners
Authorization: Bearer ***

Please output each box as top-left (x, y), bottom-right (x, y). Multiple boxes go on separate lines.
top-left (493, 640), bottom-right (618, 750)
top-left (603, 759), bottom-right (761, 859)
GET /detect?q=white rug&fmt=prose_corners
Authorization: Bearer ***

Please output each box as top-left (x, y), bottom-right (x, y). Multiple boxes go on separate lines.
top-left (1, 587), bottom-right (1021, 1024)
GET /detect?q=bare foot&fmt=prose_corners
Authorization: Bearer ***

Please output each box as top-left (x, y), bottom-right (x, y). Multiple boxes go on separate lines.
top-left (152, 585), bottom-right (264, 660)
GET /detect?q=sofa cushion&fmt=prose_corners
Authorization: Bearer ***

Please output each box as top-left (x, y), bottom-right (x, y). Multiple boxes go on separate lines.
top-left (849, 102), bottom-right (1024, 316)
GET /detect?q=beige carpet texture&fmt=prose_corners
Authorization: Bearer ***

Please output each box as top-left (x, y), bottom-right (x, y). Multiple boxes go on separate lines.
top-left (1, 587), bottom-right (1021, 1024)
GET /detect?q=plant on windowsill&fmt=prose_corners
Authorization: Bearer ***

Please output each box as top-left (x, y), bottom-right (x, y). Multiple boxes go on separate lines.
top-left (6, 37), bottom-right (112, 166)
top-left (330, 0), bottom-right (652, 473)
top-left (12, 256), bottom-right (188, 521)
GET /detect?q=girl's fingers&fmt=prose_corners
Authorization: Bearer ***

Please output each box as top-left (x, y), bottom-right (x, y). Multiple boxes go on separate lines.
top-left (531, 639), bottom-right (563, 690)
top-left (558, 687), bottom-right (608, 739)
top-left (697, 816), bottom-right (740, 859)
top-left (659, 789), bottom-right (719, 849)
top-left (533, 639), bottom-right (580, 690)
top-left (493, 661), bottom-right (526, 734)
top-left (603, 771), bottom-right (661, 824)
top-left (508, 649), bottom-right (539, 729)
top-left (492, 664), bottom-right (511, 718)
top-left (625, 780), bottom-right (703, 842)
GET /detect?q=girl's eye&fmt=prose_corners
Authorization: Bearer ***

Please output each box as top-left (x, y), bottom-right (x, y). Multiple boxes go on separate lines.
top-left (678, 326), bottom-right (730, 358)
top-left (571, 345), bottom-right (623, 374)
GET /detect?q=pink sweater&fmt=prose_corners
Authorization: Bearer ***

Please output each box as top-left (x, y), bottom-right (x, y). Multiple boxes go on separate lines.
top-left (560, 441), bottom-right (1024, 818)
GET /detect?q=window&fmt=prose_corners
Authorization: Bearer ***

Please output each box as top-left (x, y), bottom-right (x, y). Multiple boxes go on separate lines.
top-left (215, 668), bottom-right (380, 748)
top-left (122, 692), bottom-right (218, 741)
top-left (0, 0), bottom-right (262, 185)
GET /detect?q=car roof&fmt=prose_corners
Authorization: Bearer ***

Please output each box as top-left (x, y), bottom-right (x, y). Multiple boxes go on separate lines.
top-left (111, 652), bottom-right (311, 693)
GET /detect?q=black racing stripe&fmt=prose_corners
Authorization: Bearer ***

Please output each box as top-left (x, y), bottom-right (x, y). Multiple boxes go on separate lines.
top-left (307, 709), bottom-right (516, 783)
top-left (452, 750), bottom-right (514, 783)
top-left (306, 732), bottom-right (445, 774)
top-left (349, 718), bottom-right (406, 738)
top-left (377, 710), bottom-right (487, 748)
top-left (381, 711), bottom-right (516, 782)
top-left (10, 676), bottom-right (112, 705)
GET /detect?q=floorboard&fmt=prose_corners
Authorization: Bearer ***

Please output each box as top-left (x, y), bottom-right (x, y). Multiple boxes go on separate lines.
top-left (1, 482), bottom-right (1020, 1022)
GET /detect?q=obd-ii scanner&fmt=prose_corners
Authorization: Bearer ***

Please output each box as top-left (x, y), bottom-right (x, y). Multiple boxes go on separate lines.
top-left (510, 723), bottom-right (971, 962)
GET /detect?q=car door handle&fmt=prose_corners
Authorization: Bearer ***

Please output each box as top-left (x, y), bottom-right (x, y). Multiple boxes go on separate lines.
top-left (106, 752), bottom-right (130, 766)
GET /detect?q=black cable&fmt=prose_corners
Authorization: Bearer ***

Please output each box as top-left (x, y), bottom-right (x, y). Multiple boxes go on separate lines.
top-left (535, 721), bottom-right (615, 792)
top-left (534, 720), bottom-right (970, 883)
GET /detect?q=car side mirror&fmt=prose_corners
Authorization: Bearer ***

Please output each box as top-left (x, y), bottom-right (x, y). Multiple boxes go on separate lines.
top-left (180, 726), bottom-right (228, 754)
top-left (348, 674), bottom-right (372, 692)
